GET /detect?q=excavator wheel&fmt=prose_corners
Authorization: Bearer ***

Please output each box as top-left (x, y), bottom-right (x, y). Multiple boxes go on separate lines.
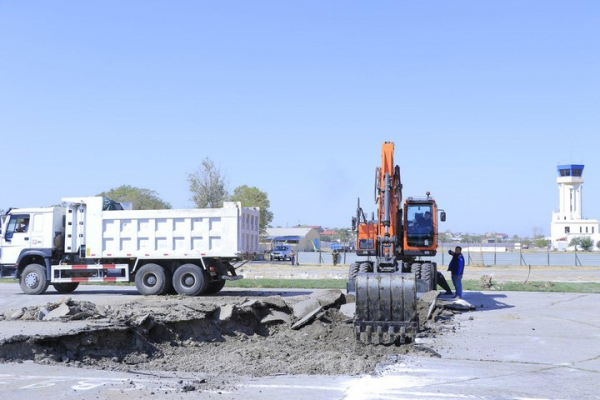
top-left (422, 262), bottom-right (437, 290)
top-left (354, 272), bottom-right (417, 345)
top-left (347, 262), bottom-right (360, 294)
top-left (411, 262), bottom-right (436, 292)
top-left (358, 262), bottom-right (373, 273)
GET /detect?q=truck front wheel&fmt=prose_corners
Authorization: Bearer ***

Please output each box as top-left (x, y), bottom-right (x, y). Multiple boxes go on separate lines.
top-left (135, 263), bottom-right (170, 295)
top-left (53, 282), bottom-right (80, 293)
top-left (173, 264), bottom-right (209, 296)
top-left (20, 264), bottom-right (49, 295)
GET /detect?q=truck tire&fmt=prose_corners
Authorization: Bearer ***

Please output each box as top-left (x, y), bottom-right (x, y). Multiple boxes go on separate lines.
top-left (135, 263), bottom-right (169, 296)
top-left (173, 263), bottom-right (209, 296)
top-left (53, 282), bottom-right (80, 294)
top-left (205, 279), bottom-right (226, 295)
top-left (20, 264), bottom-right (50, 295)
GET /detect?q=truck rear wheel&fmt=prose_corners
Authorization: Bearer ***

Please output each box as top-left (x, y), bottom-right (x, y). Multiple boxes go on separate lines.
top-left (135, 263), bottom-right (170, 295)
top-left (173, 263), bottom-right (209, 296)
top-left (20, 264), bottom-right (49, 295)
top-left (53, 282), bottom-right (79, 294)
top-left (205, 279), bottom-right (226, 294)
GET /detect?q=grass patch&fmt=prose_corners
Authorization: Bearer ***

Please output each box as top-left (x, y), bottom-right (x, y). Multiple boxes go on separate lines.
top-left (463, 280), bottom-right (600, 293)
top-left (226, 279), bottom-right (347, 289)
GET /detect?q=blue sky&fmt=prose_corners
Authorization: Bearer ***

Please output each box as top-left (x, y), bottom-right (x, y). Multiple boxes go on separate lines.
top-left (1, 1), bottom-right (598, 237)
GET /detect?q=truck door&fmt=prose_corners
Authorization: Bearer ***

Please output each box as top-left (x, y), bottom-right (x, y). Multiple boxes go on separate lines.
top-left (0, 214), bottom-right (32, 265)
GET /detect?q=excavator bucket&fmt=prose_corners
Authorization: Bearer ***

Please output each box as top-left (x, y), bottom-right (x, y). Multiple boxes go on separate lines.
top-left (354, 272), bottom-right (418, 345)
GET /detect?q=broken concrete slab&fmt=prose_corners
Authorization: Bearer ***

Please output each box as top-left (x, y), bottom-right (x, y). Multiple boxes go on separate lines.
top-left (260, 310), bottom-right (291, 324)
top-left (339, 303), bottom-right (355, 318)
top-left (291, 306), bottom-right (322, 330)
top-left (291, 298), bottom-right (321, 320)
top-left (215, 304), bottom-right (235, 321)
top-left (441, 299), bottom-right (476, 311)
top-left (37, 308), bottom-right (49, 320)
top-left (310, 290), bottom-right (345, 308)
top-left (420, 291), bottom-right (440, 320)
top-left (44, 303), bottom-right (72, 321)
top-left (259, 296), bottom-right (289, 310)
top-left (240, 300), bottom-right (258, 308)
top-left (9, 308), bottom-right (25, 321)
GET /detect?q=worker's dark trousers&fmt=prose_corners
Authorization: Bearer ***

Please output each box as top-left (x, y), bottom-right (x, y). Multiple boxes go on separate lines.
top-left (436, 272), bottom-right (452, 294)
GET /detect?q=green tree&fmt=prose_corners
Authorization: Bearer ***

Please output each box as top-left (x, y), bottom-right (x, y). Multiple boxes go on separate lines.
top-left (97, 185), bottom-right (171, 210)
top-left (579, 236), bottom-right (594, 251)
top-left (338, 229), bottom-right (351, 244)
top-left (569, 236), bottom-right (594, 251)
top-left (229, 185), bottom-right (273, 234)
top-left (438, 232), bottom-right (451, 243)
top-left (188, 157), bottom-right (228, 208)
top-left (569, 237), bottom-right (581, 248)
top-left (463, 234), bottom-right (482, 243)
top-left (521, 238), bottom-right (533, 247)
top-left (533, 238), bottom-right (551, 248)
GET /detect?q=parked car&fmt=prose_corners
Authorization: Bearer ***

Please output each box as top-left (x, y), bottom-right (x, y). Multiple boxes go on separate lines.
top-left (271, 245), bottom-right (293, 261)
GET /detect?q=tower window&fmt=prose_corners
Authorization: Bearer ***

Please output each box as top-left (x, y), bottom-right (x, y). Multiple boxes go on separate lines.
top-left (586, 227), bottom-right (589, 233)
top-left (565, 227), bottom-right (570, 234)
top-left (580, 227), bottom-right (582, 233)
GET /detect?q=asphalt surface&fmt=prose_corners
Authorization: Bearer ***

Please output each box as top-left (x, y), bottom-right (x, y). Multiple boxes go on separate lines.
top-left (0, 284), bottom-right (598, 399)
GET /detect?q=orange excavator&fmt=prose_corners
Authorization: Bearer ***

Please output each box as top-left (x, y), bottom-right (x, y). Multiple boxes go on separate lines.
top-left (348, 141), bottom-right (446, 344)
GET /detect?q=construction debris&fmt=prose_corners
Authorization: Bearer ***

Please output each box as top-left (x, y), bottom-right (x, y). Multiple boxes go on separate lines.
top-left (0, 289), bottom-right (472, 378)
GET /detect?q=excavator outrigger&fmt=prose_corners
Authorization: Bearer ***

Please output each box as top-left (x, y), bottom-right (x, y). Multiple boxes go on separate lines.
top-left (348, 141), bottom-right (446, 345)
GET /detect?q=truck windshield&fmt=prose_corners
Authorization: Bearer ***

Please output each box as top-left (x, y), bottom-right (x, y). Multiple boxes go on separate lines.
top-left (406, 204), bottom-right (434, 247)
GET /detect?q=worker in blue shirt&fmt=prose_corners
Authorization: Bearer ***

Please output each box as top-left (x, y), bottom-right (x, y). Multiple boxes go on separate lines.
top-left (448, 246), bottom-right (465, 299)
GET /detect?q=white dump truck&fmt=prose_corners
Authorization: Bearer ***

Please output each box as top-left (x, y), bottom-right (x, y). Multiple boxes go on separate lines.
top-left (0, 197), bottom-right (260, 296)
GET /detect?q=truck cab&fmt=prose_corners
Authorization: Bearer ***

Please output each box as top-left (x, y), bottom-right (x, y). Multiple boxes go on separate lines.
top-left (0, 207), bottom-right (65, 278)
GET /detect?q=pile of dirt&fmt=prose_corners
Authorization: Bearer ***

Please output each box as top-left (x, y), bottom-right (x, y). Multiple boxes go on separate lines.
top-left (0, 290), bottom-right (468, 378)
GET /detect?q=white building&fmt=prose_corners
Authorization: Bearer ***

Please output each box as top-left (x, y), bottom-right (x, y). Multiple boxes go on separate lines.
top-left (551, 164), bottom-right (600, 250)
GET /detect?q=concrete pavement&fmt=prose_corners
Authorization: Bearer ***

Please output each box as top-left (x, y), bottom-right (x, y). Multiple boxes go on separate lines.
top-left (0, 284), bottom-right (598, 399)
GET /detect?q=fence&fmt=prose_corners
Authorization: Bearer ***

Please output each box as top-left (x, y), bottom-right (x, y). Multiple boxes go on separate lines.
top-left (289, 247), bottom-right (600, 267)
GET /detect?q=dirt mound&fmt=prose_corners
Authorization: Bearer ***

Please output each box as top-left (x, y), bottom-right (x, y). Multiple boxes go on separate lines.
top-left (0, 290), bottom-right (467, 378)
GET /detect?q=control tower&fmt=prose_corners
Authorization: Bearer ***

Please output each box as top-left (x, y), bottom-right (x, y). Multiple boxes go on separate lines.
top-left (551, 164), bottom-right (599, 250)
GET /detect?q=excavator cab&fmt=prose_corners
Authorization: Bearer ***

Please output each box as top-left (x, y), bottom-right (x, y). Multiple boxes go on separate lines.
top-left (404, 198), bottom-right (438, 255)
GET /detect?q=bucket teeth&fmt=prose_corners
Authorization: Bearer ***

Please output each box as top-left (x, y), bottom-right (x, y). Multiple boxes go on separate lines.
top-left (353, 272), bottom-right (418, 345)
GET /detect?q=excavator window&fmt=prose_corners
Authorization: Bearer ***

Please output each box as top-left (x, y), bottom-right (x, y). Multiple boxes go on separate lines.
top-left (406, 205), bottom-right (434, 247)
top-left (358, 239), bottom-right (374, 249)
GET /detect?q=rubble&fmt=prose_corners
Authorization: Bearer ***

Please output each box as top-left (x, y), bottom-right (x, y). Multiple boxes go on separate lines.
top-left (480, 275), bottom-right (493, 289)
top-left (0, 289), bottom-right (470, 378)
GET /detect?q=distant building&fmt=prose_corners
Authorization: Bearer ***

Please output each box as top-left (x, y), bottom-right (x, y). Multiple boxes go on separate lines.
top-left (262, 227), bottom-right (320, 252)
top-left (551, 164), bottom-right (600, 250)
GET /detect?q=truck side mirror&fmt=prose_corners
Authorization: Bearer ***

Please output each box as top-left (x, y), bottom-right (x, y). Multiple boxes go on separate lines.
top-left (351, 217), bottom-right (356, 231)
top-left (440, 211), bottom-right (446, 222)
